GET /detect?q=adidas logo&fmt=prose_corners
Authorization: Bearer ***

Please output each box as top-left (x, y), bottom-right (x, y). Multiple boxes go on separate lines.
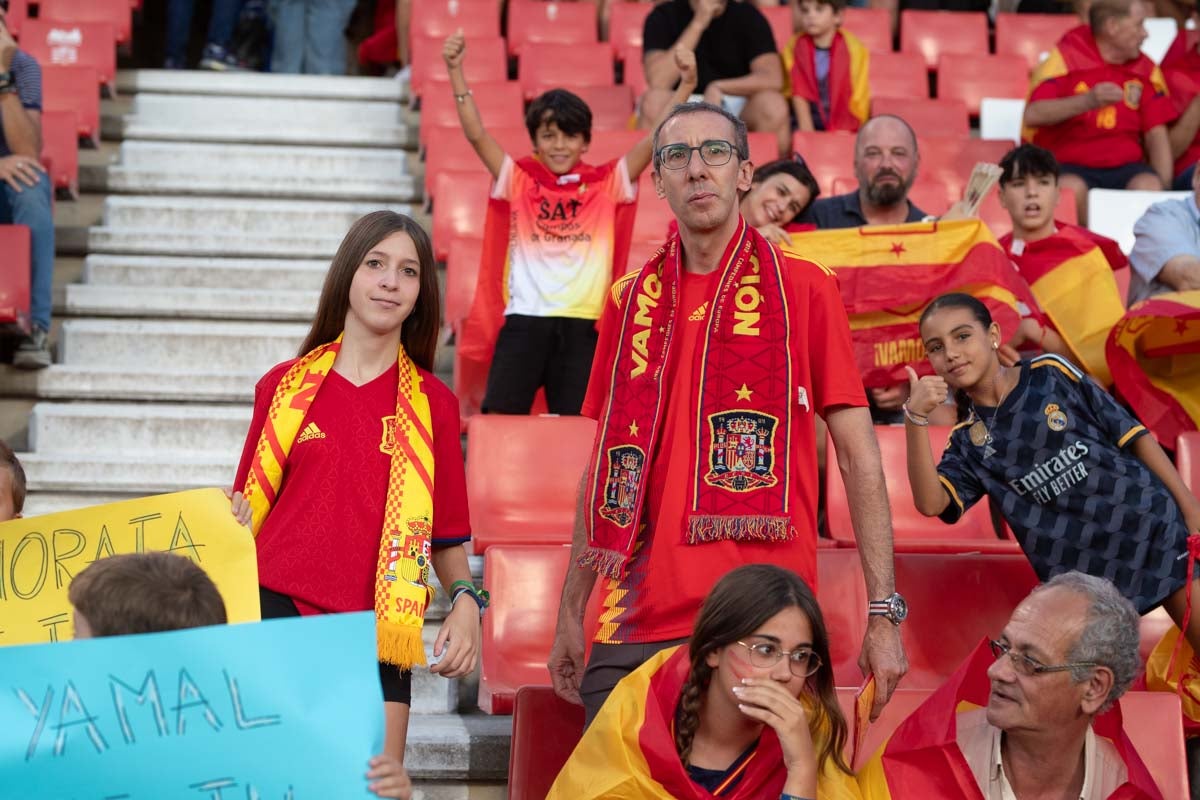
top-left (688, 302), bottom-right (708, 321)
top-left (297, 422), bottom-right (326, 443)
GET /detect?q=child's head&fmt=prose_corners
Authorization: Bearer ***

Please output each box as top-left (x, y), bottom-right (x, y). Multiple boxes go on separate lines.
top-left (797, 0), bottom-right (845, 42)
top-left (675, 564), bottom-right (848, 773)
top-left (0, 441), bottom-right (25, 522)
top-left (918, 293), bottom-right (1002, 389)
top-left (998, 145), bottom-right (1060, 239)
top-left (69, 552), bottom-right (227, 639)
top-left (300, 212), bottom-right (440, 371)
top-left (741, 158), bottom-right (820, 228)
top-left (525, 89), bottom-right (592, 175)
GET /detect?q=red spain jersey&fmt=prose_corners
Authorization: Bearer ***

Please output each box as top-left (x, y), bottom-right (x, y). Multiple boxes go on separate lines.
top-left (1163, 29), bottom-right (1200, 178)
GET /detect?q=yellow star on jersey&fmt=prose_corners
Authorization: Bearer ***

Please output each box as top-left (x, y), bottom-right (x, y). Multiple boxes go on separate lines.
top-left (629, 420), bottom-right (640, 436)
top-left (735, 383), bottom-right (754, 402)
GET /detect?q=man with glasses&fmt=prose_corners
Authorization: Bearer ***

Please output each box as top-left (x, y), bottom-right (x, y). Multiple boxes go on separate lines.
top-left (549, 100), bottom-right (907, 727)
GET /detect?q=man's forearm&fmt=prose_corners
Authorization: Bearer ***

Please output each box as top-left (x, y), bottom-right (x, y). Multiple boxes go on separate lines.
top-left (645, 18), bottom-right (709, 88)
top-left (843, 454), bottom-right (896, 599)
top-left (713, 70), bottom-right (782, 97)
top-left (1169, 97), bottom-right (1200, 159)
top-left (1022, 95), bottom-right (1092, 129)
top-left (1145, 125), bottom-right (1173, 187)
top-left (559, 470), bottom-right (599, 624)
top-left (0, 95), bottom-right (39, 157)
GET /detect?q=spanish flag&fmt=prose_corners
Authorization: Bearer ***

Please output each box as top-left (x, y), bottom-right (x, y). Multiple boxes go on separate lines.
top-left (855, 640), bottom-right (1162, 799)
top-left (1001, 224), bottom-right (1127, 386)
top-left (783, 220), bottom-right (1029, 388)
top-left (1106, 291), bottom-right (1200, 448)
top-left (1141, 625), bottom-right (1200, 736)
top-left (547, 645), bottom-right (862, 799)
top-left (785, 29), bottom-right (870, 132)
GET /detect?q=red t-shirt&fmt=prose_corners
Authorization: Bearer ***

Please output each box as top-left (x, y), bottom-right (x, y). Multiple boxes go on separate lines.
top-left (234, 361), bottom-right (470, 614)
top-left (1164, 30), bottom-right (1200, 178)
top-left (1030, 47), bottom-right (1176, 168)
top-left (581, 253), bottom-right (866, 644)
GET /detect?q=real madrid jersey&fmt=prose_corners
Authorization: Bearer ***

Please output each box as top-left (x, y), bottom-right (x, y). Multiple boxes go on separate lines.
top-left (937, 354), bottom-right (1190, 613)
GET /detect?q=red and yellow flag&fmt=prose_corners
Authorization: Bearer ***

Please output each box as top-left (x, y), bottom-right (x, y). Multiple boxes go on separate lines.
top-left (787, 29), bottom-right (870, 132)
top-left (783, 220), bottom-right (1029, 388)
top-left (855, 640), bottom-right (1162, 799)
top-left (1003, 224), bottom-right (1127, 386)
top-left (1106, 291), bottom-right (1200, 448)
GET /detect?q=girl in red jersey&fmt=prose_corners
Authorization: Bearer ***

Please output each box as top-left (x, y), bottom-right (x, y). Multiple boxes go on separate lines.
top-left (230, 212), bottom-right (480, 789)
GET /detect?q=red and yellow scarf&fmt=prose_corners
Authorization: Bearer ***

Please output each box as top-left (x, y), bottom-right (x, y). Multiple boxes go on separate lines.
top-left (789, 29), bottom-right (870, 132)
top-left (583, 221), bottom-right (794, 579)
top-left (241, 336), bottom-right (435, 668)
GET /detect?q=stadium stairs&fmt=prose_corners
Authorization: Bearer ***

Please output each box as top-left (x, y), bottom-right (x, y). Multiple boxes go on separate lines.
top-left (0, 69), bottom-right (507, 798)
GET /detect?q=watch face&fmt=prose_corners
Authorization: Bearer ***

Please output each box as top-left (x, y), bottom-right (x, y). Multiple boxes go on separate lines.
top-left (891, 594), bottom-right (908, 621)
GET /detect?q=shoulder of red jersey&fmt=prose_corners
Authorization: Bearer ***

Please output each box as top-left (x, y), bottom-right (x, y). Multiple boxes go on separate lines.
top-left (777, 247), bottom-right (838, 281)
top-left (257, 359), bottom-right (299, 393)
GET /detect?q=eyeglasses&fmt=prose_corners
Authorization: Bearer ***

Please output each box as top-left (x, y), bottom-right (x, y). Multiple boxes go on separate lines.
top-left (988, 639), bottom-right (1097, 677)
top-left (657, 140), bottom-right (738, 170)
top-left (734, 640), bottom-right (823, 677)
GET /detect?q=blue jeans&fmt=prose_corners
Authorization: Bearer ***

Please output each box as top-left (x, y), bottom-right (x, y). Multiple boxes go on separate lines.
top-left (0, 171), bottom-right (54, 331)
top-left (269, 0), bottom-right (356, 74)
top-left (166, 0), bottom-right (246, 62)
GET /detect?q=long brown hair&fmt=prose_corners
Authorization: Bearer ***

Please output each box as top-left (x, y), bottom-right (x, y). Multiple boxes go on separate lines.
top-left (674, 564), bottom-right (850, 774)
top-left (297, 211), bottom-right (440, 371)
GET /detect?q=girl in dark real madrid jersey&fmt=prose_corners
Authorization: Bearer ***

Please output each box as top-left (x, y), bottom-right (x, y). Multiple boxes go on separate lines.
top-left (903, 292), bottom-right (1200, 653)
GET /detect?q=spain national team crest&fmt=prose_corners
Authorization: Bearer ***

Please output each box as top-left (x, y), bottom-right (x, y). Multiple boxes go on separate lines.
top-left (383, 517), bottom-right (432, 588)
top-left (1124, 80), bottom-right (1143, 109)
top-left (598, 445), bottom-right (646, 528)
top-left (704, 411), bottom-right (780, 492)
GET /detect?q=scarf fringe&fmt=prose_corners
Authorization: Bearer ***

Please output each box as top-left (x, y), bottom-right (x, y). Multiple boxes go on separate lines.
top-left (578, 546), bottom-right (628, 581)
top-left (377, 620), bottom-right (427, 669)
top-left (686, 515), bottom-right (793, 545)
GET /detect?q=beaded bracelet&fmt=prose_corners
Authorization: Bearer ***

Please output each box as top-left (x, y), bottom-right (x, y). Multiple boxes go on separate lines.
top-left (902, 401), bottom-right (930, 427)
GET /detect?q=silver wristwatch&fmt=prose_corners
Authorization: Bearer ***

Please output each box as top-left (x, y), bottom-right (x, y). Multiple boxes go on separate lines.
top-left (868, 592), bottom-right (908, 625)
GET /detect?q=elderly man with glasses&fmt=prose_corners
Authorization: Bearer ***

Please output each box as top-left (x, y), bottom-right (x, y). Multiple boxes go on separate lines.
top-left (548, 100), bottom-right (907, 728)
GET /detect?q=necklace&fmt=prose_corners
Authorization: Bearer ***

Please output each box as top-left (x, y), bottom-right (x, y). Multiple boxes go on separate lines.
top-left (969, 366), bottom-right (1015, 455)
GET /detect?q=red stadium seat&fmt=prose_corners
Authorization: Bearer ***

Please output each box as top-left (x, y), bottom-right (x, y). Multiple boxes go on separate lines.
top-left (508, 0), bottom-right (598, 56)
top-left (979, 185), bottom-right (1081, 239)
top-left (509, 686), bottom-right (585, 798)
top-left (897, 552), bottom-right (1037, 688)
top-left (432, 171), bottom-right (491, 262)
top-left (423, 125), bottom-right (529, 199)
top-left (816, 547), bottom-right (869, 686)
top-left (746, 130), bottom-right (780, 164)
top-left (520, 42), bottom-right (615, 99)
top-left (867, 51), bottom-right (929, 103)
top-left (0, 225), bottom-right (31, 335)
top-left (445, 236), bottom-right (482, 334)
top-left (825, 425), bottom-right (1010, 548)
top-left (1178, 431), bottom-right (1200, 491)
top-left (409, 34), bottom-right (506, 100)
top-left (38, 0), bottom-right (131, 45)
top-left (633, 192), bottom-right (675, 243)
top-left (760, 4), bottom-right (795, 50)
top-left (609, 1), bottom-right (654, 61)
top-left (584, 128), bottom-right (643, 165)
top-left (843, 7), bottom-right (893, 54)
top-left (871, 96), bottom-right (969, 137)
top-left (937, 54), bottom-right (1030, 116)
top-left (621, 44), bottom-right (648, 97)
top-left (3, 0), bottom-right (29, 37)
top-left (627, 236), bottom-right (665, 271)
top-left (467, 415), bottom-right (598, 553)
top-left (19, 20), bottom-right (117, 92)
top-left (995, 12), bottom-right (1081, 71)
top-left (571, 85), bottom-right (635, 131)
top-left (41, 65), bottom-right (100, 147)
top-left (792, 130), bottom-right (856, 195)
top-left (479, 544), bottom-right (571, 713)
top-left (418, 79), bottom-right (524, 146)
top-left (899, 10), bottom-right (988, 71)
top-left (40, 109), bottom-right (79, 198)
top-left (410, 0), bottom-right (500, 41)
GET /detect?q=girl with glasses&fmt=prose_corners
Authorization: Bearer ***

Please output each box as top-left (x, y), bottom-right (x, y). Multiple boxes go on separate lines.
top-left (548, 564), bottom-right (860, 799)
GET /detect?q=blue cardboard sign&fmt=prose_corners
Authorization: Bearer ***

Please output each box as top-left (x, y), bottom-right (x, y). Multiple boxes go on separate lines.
top-left (0, 613), bottom-right (384, 799)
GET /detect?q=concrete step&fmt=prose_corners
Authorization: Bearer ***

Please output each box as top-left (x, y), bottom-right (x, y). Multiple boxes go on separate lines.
top-left (20, 491), bottom-right (141, 517)
top-left (106, 141), bottom-right (420, 202)
top-left (63, 284), bottom-right (320, 321)
top-left (116, 69), bottom-right (408, 103)
top-left (57, 318), bottom-right (306, 372)
top-left (122, 94), bottom-right (414, 148)
top-left (18, 451), bottom-right (237, 493)
top-left (82, 255), bottom-right (328, 290)
top-left (0, 365), bottom-right (258, 403)
top-left (28, 402), bottom-right (252, 455)
top-left (405, 714), bottom-right (510, 783)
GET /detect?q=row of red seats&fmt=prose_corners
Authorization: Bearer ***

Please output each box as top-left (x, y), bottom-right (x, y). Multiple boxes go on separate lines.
top-left (4, 0), bottom-right (133, 43)
top-left (508, 685), bottom-right (1186, 799)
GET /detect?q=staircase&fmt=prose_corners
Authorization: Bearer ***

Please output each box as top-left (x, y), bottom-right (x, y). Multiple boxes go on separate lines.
top-left (0, 69), bottom-right (507, 798)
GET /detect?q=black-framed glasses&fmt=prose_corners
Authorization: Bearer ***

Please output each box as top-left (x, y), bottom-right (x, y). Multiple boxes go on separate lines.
top-left (657, 140), bottom-right (737, 170)
top-left (734, 640), bottom-right (822, 677)
top-left (988, 639), bottom-right (1097, 677)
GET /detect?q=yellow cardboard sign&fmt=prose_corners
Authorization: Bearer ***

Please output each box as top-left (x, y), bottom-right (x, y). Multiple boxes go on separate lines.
top-left (0, 488), bottom-right (260, 646)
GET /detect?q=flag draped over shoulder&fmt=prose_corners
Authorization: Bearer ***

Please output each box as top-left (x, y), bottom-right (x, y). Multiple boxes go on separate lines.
top-left (547, 645), bottom-right (862, 800)
top-left (783, 220), bottom-right (1028, 388)
top-left (1106, 291), bottom-right (1200, 447)
top-left (1142, 625), bottom-right (1200, 736)
top-left (788, 30), bottom-right (870, 132)
top-left (856, 640), bottom-right (1162, 799)
top-left (1004, 224), bottom-right (1127, 386)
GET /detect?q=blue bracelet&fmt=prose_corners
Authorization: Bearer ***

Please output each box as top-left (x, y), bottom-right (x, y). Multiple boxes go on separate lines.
top-left (781, 795), bottom-right (815, 800)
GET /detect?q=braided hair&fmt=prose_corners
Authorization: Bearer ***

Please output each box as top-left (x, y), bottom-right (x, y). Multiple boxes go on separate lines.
top-left (673, 564), bottom-right (850, 774)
